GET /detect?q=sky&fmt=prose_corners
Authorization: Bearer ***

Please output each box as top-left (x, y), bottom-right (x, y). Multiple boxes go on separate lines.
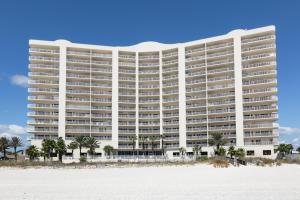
top-left (0, 0), bottom-right (299, 148)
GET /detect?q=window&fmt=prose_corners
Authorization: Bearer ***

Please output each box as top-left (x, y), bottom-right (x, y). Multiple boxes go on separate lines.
top-left (263, 150), bottom-right (271, 155)
top-left (201, 151), bottom-right (208, 156)
top-left (247, 150), bottom-right (255, 156)
top-left (186, 152), bottom-right (193, 156)
top-left (173, 152), bottom-right (180, 157)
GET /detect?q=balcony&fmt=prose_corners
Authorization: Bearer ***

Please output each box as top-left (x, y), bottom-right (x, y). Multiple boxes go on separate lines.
top-left (185, 47), bottom-right (205, 55)
top-left (163, 52), bottom-right (178, 58)
top-left (119, 62), bottom-right (135, 67)
top-left (242, 44), bottom-right (275, 52)
top-left (242, 35), bottom-right (275, 44)
top-left (186, 63), bottom-right (206, 70)
top-left (243, 87), bottom-right (277, 95)
top-left (243, 79), bottom-right (277, 86)
top-left (186, 71), bottom-right (206, 77)
top-left (186, 55), bottom-right (205, 62)
top-left (242, 61), bottom-right (276, 69)
top-left (28, 88), bottom-right (59, 93)
top-left (243, 105), bottom-right (277, 112)
top-left (207, 59), bottom-right (233, 67)
top-left (29, 64), bottom-right (59, 70)
top-left (244, 141), bottom-right (274, 146)
top-left (163, 60), bottom-right (178, 66)
top-left (242, 53), bottom-right (275, 61)
top-left (207, 42), bottom-right (233, 50)
top-left (30, 48), bottom-right (59, 54)
top-left (29, 56), bottom-right (59, 62)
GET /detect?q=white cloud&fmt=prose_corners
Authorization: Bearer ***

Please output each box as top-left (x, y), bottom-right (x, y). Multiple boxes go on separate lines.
top-left (0, 124), bottom-right (27, 138)
top-left (279, 126), bottom-right (300, 147)
top-left (279, 126), bottom-right (300, 135)
top-left (10, 74), bottom-right (28, 88)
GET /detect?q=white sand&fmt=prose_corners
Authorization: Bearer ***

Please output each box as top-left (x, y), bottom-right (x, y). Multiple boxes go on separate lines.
top-left (0, 164), bottom-right (300, 200)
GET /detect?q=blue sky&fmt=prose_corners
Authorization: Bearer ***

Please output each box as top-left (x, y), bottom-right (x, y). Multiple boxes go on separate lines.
top-left (0, 0), bottom-right (299, 147)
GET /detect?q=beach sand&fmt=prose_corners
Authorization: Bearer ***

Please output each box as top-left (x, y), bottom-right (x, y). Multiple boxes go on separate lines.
top-left (0, 164), bottom-right (300, 200)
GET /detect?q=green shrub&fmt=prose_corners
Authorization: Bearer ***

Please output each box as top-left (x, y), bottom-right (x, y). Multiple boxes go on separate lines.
top-left (196, 156), bottom-right (209, 162)
top-left (79, 156), bottom-right (87, 163)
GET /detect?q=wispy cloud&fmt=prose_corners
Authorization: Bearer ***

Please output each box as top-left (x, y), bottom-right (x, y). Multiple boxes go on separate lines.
top-left (0, 124), bottom-right (27, 138)
top-left (10, 74), bottom-right (28, 88)
top-left (279, 126), bottom-right (300, 147)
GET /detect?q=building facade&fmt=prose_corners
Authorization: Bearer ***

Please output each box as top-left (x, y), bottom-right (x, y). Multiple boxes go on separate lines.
top-left (28, 25), bottom-right (278, 158)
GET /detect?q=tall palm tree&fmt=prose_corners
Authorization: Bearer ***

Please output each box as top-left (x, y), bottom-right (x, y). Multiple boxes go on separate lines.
top-left (103, 145), bottom-right (114, 158)
top-left (10, 137), bottom-right (23, 160)
top-left (149, 136), bottom-right (157, 155)
top-left (85, 137), bottom-right (100, 158)
top-left (41, 139), bottom-right (56, 161)
top-left (208, 133), bottom-right (227, 156)
top-left (129, 135), bottom-right (137, 156)
top-left (26, 145), bottom-right (39, 161)
top-left (235, 148), bottom-right (245, 159)
top-left (179, 147), bottom-right (186, 157)
top-left (192, 145), bottom-right (201, 158)
top-left (227, 146), bottom-right (236, 159)
top-left (139, 135), bottom-right (147, 155)
top-left (55, 137), bottom-right (66, 162)
top-left (67, 141), bottom-right (78, 158)
top-left (160, 134), bottom-right (166, 156)
top-left (74, 136), bottom-right (86, 156)
top-left (286, 144), bottom-right (294, 155)
top-left (0, 137), bottom-right (11, 159)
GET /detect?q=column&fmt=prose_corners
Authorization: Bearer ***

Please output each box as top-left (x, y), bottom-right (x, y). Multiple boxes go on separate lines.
top-left (178, 46), bottom-right (187, 148)
top-left (111, 49), bottom-right (119, 148)
top-left (233, 36), bottom-right (245, 147)
top-left (58, 45), bottom-right (66, 139)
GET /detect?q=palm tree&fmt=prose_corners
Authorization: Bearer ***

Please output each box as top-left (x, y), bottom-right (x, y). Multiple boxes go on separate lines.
top-left (149, 136), bottom-right (157, 155)
top-left (10, 137), bottom-right (23, 160)
top-left (0, 137), bottom-right (11, 159)
top-left (74, 136), bottom-right (86, 156)
top-left (85, 137), bottom-right (100, 158)
top-left (160, 134), bottom-right (166, 156)
top-left (41, 139), bottom-right (56, 161)
top-left (286, 144), bottom-right (293, 155)
top-left (55, 137), bottom-right (66, 162)
top-left (277, 144), bottom-right (293, 157)
top-left (179, 147), bottom-right (186, 157)
top-left (297, 146), bottom-right (300, 154)
top-left (192, 145), bottom-right (201, 158)
top-left (67, 141), bottom-right (78, 158)
top-left (277, 144), bottom-right (287, 157)
top-left (227, 146), bottom-right (236, 159)
top-left (208, 133), bottom-right (227, 156)
top-left (235, 148), bottom-right (245, 159)
top-left (129, 135), bottom-right (137, 156)
top-left (103, 145), bottom-right (114, 158)
top-left (26, 145), bottom-right (39, 161)
top-left (139, 135), bottom-right (147, 155)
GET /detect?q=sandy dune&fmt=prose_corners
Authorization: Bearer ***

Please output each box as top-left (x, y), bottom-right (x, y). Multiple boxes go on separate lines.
top-left (0, 164), bottom-right (300, 200)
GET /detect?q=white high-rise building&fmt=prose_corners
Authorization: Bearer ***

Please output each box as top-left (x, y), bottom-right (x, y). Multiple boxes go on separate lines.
top-left (28, 25), bottom-right (278, 158)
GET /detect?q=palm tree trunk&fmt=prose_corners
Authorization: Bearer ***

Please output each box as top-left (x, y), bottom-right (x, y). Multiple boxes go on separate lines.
top-left (14, 147), bottom-right (17, 160)
top-left (3, 149), bottom-right (6, 159)
top-left (152, 142), bottom-right (154, 156)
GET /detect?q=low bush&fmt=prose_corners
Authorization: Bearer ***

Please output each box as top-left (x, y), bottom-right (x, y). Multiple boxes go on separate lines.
top-left (210, 157), bottom-right (229, 168)
top-left (79, 156), bottom-right (87, 163)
